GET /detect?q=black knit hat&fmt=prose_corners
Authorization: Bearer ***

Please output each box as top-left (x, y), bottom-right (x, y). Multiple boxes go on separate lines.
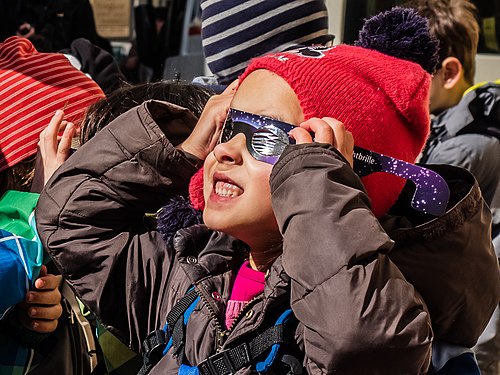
top-left (201, 0), bottom-right (333, 85)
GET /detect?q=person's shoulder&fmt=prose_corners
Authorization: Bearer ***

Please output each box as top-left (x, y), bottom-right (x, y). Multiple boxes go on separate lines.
top-left (427, 136), bottom-right (499, 174)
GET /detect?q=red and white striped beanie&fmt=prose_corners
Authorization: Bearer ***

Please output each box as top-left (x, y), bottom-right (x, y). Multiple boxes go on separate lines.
top-left (0, 36), bottom-right (105, 172)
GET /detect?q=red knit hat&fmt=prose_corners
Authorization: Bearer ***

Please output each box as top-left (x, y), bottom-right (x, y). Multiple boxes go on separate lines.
top-left (0, 37), bottom-right (105, 172)
top-left (238, 8), bottom-right (438, 217)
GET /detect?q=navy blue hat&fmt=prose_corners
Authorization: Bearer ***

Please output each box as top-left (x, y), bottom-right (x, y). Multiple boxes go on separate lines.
top-left (201, 0), bottom-right (332, 85)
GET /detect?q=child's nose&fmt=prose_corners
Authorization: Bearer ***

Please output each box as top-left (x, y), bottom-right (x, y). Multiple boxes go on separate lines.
top-left (213, 133), bottom-right (246, 164)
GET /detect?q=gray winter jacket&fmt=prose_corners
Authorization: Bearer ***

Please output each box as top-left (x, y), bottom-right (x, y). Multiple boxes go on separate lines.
top-left (420, 81), bottom-right (500, 207)
top-left (36, 100), bottom-right (500, 374)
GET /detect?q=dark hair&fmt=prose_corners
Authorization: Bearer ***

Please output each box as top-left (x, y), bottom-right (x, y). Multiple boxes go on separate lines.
top-left (403, 0), bottom-right (479, 85)
top-left (80, 80), bottom-right (213, 145)
top-left (0, 156), bottom-right (36, 196)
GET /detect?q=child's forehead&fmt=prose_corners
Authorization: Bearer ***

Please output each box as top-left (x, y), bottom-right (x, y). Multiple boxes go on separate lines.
top-left (232, 70), bottom-right (304, 125)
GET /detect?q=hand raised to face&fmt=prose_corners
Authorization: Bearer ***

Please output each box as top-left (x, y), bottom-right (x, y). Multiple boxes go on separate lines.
top-left (180, 80), bottom-right (238, 161)
top-left (31, 110), bottom-right (77, 193)
top-left (290, 117), bottom-right (354, 167)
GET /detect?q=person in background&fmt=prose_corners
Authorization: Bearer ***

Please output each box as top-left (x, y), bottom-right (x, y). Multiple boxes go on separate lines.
top-left (0, 36), bottom-right (105, 191)
top-left (60, 37), bottom-right (127, 95)
top-left (133, 0), bottom-right (186, 82)
top-left (406, 0), bottom-right (500, 206)
top-left (0, 0), bottom-right (111, 53)
top-left (36, 8), bottom-right (499, 374)
top-left (0, 35), bottom-right (104, 374)
top-left (403, 1), bottom-right (500, 373)
top-left (8, 79), bottom-right (214, 375)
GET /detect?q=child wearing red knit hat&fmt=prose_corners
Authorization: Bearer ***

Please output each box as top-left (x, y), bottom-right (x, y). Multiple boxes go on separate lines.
top-left (36, 7), bottom-right (499, 375)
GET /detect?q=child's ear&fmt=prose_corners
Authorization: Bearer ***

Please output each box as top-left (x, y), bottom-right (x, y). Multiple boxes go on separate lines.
top-left (440, 57), bottom-right (463, 89)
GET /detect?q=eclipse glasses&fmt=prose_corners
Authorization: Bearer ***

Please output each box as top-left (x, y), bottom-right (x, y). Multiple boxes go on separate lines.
top-left (219, 108), bottom-right (450, 216)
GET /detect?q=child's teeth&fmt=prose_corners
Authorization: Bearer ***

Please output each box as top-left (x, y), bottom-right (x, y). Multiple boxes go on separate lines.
top-left (215, 181), bottom-right (243, 197)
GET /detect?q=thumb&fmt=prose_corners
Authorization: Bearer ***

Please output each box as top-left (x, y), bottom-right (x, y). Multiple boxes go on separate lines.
top-left (37, 264), bottom-right (48, 278)
top-left (34, 265), bottom-right (47, 289)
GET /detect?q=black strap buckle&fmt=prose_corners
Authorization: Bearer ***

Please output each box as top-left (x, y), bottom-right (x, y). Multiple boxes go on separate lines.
top-left (142, 329), bottom-right (168, 366)
top-left (281, 354), bottom-right (304, 375)
top-left (198, 349), bottom-right (237, 375)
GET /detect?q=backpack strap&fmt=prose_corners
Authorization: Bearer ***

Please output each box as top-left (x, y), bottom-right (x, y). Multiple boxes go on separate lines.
top-left (455, 119), bottom-right (500, 141)
top-left (139, 288), bottom-right (200, 375)
top-left (195, 309), bottom-right (302, 375)
top-left (61, 282), bottom-right (98, 371)
top-left (167, 288), bottom-right (201, 361)
top-left (140, 291), bottom-right (302, 375)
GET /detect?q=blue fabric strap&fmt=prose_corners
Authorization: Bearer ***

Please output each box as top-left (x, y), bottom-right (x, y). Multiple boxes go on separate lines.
top-left (139, 287), bottom-right (199, 375)
top-left (255, 309), bottom-right (293, 372)
top-left (179, 364), bottom-right (201, 375)
top-left (196, 308), bottom-right (299, 375)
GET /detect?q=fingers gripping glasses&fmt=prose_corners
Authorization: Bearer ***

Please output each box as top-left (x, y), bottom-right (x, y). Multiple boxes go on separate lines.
top-left (219, 108), bottom-right (450, 216)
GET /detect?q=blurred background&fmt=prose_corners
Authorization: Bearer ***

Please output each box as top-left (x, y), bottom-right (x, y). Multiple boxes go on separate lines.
top-left (1, 0), bottom-right (498, 84)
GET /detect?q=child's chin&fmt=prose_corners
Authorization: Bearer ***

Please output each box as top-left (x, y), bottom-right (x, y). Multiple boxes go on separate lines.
top-left (202, 210), bottom-right (226, 232)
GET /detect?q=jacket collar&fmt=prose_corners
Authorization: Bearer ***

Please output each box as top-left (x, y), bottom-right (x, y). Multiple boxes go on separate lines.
top-left (433, 81), bottom-right (500, 136)
top-left (173, 225), bottom-right (248, 284)
top-left (172, 225), bottom-right (290, 299)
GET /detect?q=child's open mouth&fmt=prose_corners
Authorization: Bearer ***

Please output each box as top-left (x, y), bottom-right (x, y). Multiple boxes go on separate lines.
top-left (214, 180), bottom-right (243, 197)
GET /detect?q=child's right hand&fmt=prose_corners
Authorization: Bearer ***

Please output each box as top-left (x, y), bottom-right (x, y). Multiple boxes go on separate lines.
top-left (180, 80), bottom-right (238, 161)
top-left (290, 117), bottom-right (354, 167)
top-left (17, 265), bottom-right (63, 333)
top-left (31, 110), bottom-right (76, 193)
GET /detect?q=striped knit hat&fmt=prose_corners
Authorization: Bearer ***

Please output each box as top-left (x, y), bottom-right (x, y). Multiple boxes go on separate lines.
top-left (201, 0), bottom-right (332, 85)
top-left (0, 37), bottom-right (104, 172)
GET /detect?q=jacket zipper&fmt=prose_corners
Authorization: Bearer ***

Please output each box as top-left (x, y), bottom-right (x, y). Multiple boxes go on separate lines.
top-left (196, 285), bottom-right (264, 352)
top-left (227, 295), bottom-right (260, 332)
top-left (195, 284), bottom-right (228, 352)
top-left (223, 295), bottom-right (263, 348)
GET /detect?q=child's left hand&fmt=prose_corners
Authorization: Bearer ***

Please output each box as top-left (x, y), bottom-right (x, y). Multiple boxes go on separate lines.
top-left (290, 117), bottom-right (354, 166)
top-left (16, 265), bottom-right (63, 333)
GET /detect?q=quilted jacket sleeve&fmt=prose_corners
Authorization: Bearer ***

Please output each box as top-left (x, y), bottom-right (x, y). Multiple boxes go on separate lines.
top-left (35, 101), bottom-right (200, 352)
top-left (270, 143), bottom-right (433, 374)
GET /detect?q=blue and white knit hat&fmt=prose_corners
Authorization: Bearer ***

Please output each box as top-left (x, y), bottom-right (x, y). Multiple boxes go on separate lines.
top-left (201, 0), bottom-right (332, 85)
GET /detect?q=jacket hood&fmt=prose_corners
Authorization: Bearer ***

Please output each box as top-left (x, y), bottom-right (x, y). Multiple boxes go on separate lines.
top-left (383, 164), bottom-right (500, 346)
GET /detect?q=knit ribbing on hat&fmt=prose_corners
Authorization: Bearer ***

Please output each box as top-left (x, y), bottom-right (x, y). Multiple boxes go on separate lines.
top-left (0, 37), bottom-right (105, 172)
top-left (239, 45), bottom-right (431, 217)
top-left (201, 0), bottom-right (331, 85)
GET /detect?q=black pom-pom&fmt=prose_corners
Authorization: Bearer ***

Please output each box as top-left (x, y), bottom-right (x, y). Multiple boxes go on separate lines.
top-left (157, 195), bottom-right (203, 247)
top-left (355, 7), bottom-right (439, 74)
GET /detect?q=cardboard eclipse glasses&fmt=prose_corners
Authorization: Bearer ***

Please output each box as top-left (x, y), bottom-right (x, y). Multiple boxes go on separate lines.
top-left (219, 108), bottom-right (450, 216)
